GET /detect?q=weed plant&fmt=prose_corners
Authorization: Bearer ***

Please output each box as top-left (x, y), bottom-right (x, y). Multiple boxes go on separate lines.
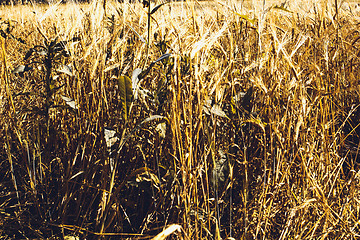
top-left (1, 0), bottom-right (360, 239)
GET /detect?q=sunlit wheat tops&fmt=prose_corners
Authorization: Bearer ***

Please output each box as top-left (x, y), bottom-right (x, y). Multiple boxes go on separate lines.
top-left (1, 0), bottom-right (360, 239)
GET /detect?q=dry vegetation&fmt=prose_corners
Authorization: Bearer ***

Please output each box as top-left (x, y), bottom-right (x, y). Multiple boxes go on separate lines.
top-left (1, 0), bottom-right (360, 239)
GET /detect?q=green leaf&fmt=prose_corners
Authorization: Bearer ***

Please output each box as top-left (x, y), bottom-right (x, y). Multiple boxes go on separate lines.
top-left (241, 86), bottom-right (253, 113)
top-left (273, 4), bottom-right (293, 13)
top-left (234, 13), bottom-right (256, 25)
top-left (138, 53), bottom-right (171, 79)
top-left (150, 3), bottom-right (167, 15)
top-left (242, 117), bottom-right (267, 133)
top-left (142, 0), bottom-right (150, 8)
top-left (118, 75), bottom-right (133, 121)
top-left (0, 29), bottom-right (7, 38)
top-left (24, 48), bottom-right (34, 60)
top-left (16, 37), bottom-right (26, 44)
top-left (153, 53), bottom-right (171, 63)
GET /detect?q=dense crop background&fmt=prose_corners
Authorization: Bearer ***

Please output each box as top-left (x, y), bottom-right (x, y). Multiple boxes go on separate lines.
top-left (2, 0), bottom-right (91, 4)
top-left (1, 0), bottom-right (360, 239)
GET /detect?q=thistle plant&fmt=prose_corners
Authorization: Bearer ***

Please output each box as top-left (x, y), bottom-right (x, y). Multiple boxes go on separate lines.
top-left (13, 31), bottom-right (79, 132)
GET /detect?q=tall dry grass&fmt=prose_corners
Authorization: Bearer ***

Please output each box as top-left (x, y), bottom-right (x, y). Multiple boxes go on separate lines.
top-left (1, 0), bottom-right (360, 239)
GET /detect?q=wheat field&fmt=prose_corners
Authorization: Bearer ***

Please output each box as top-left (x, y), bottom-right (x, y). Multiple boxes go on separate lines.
top-left (1, 0), bottom-right (360, 239)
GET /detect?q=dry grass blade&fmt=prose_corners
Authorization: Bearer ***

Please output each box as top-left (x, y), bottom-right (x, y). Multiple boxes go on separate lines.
top-left (151, 224), bottom-right (182, 240)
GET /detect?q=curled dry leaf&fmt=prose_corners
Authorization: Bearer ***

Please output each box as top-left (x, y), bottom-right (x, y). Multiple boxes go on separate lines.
top-left (12, 65), bottom-right (25, 74)
top-left (210, 104), bottom-right (229, 119)
top-left (132, 68), bottom-right (142, 100)
top-left (104, 127), bottom-right (119, 149)
top-left (12, 64), bottom-right (32, 74)
top-left (156, 122), bottom-right (167, 138)
top-left (61, 95), bottom-right (78, 110)
top-left (133, 167), bottom-right (161, 190)
top-left (140, 115), bottom-right (165, 125)
top-left (57, 64), bottom-right (73, 76)
top-left (64, 236), bottom-right (79, 240)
